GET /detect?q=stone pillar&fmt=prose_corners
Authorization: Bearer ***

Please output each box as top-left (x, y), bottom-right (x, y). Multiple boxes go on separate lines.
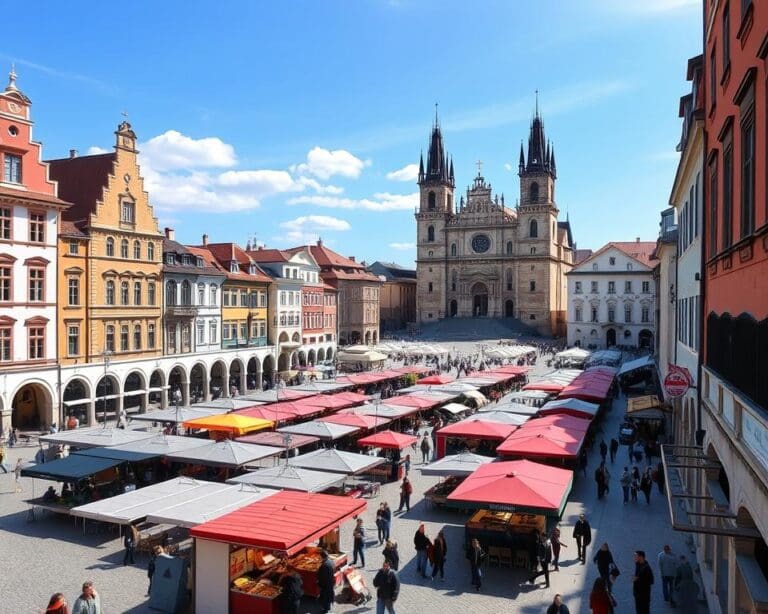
top-left (239, 372), bottom-right (246, 398)
top-left (255, 371), bottom-right (263, 391)
top-left (160, 389), bottom-right (168, 410)
top-left (141, 392), bottom-right (149, 413)
top-left (181, 381), bottom-right (190, 407)
top-left (87, 401), bottom-right (96, 427)
top-left (203, 383), bottom-right (212, 403)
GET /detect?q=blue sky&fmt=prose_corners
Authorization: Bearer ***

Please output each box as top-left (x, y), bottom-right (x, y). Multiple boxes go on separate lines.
top-left (4, 0), bottom-right (700, 265)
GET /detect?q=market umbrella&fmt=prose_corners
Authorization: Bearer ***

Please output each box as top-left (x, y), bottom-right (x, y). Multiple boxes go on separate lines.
top-left (357, 430), bottom-right (418, 450)
top-left (468, 411), bottom-right (529, 426)
top-left (288, 448), bottom-right (385, 475)
top-left (277, 421), bottom-right (360, 440)
top-left (418, 374), bottom-right (456, 385)
top-left (318, 413), bottom-right (391, 430)
top-left (227, 464), bottom-right (345, 492)
top-left (183, 414), bottom-right (274, 437)
top-left (436, 419), bottom-right (518, 441)
top-left (166, 440), bottom-right (281, 467)
top-left (419, 452), bottom-right (495, 477)
top-left (446, 459), bottom-right (573, 516)
top-left (538, 398), bottom-right (600, 420)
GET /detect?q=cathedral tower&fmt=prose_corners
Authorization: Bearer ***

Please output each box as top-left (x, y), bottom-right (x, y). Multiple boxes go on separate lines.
top-left (415, 110), bottom-right (455, 322)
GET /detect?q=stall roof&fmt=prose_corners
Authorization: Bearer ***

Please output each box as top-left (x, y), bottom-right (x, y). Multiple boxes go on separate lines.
top-left (446, 459), bottom-right (573, 515)
top-left (470, 411), bottom-right (529, 426)
top-left (455, 376), bottom-right (502, 387)
top-left (626, 395), bottom-right (671, 419)
top-left (165, 440), bottom-right (281, 467)
top-left (21, 455), bottom-right (123, 481)
top-left (318, 413), bottom-right (391, 430)
top-left (617, 354), bottom-right (656, 376)
top-left (183, 414), bottom-right (273, 436)
top-left (102, 434), bottom-right (215, 456)
top-left (146, 484), bottom-right (279, 528)
top-left (481, 402), bottom-right (540, 416)
top-left (236, 431), bottom-right (319, 450)
top-left (227, 465), bottom-right (345, 492)
top-left (290, 382), bottom-right (351, 393)
top-left (387, 395), bottom-right (440, 409)
top-left (418, 374), bottom-right (456, 385)
top-left (357, 430), bottom-right (418, 450)
top-left (239, 389), bottom-right (316, 403)
top-left (353, 403), bottom-right (420, 419)
top-left (239, 401), bottom-right (323, 420)
top-left (509, 390), bottom-right (552, 400)
top-left (419, 452), bottom-right (495, 477)
top-left (288, 448), bottom-right (385, 475)
top-left (40, 427), bottom-right (156, 449)
top-left (296, 392), bottom-right (369, 410)
top-left (437, 419), bottom-right (517, 441)
top-left (75, 446), bottom-right (159, 463)
top-left (277, 421), bottom-right (360, 440)
top-left (390, 365), bottom-right (431, 375)
top-left (129, 406), bottom-right (226, 424)
top-left (190, 490), bottom-right (366, 554)
top-left (559, 373), bottom-right (614, 403)
top-left (485, 365), bottom-right (530, 376)
top-left (523, 380), bottom-right (567, 393)
top-left (235, 406), bottom-right (300, 424)
top-left (439, 402), bottom-right (472, 415)
top-left (193, 399), bottom-right (264, 411)
top-left (496, 418), bottom-right (589, 459)
top-left (539, 398), bottom-right (600, 419)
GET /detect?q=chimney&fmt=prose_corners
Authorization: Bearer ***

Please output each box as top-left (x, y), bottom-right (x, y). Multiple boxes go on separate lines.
top-left (202, 234), bottom-right (208, 246)
top-left (349, 256), bottom-right (355, 262)
top-left (317, 238), bottom-right (323, 247)
top-left (165, 227), bottom-right (175, 241)
top-left (636, 237), bottom-right (640, 243)
top-left (69, 149), bottom-right (78, 159)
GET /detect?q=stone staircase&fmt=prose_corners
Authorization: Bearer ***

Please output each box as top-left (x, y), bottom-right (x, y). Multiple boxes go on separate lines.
top-left (405, 317), bottom-right (542, 342)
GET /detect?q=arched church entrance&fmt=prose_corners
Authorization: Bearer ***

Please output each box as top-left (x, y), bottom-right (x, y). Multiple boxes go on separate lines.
top-left (505, 300), bottom-right (514, 318)
top-left (606, 328), bottom-right (617, 347)
top-left (471, 282), bottom-right (489, 318)
top-left (449, 300), bottom-right (457, 317)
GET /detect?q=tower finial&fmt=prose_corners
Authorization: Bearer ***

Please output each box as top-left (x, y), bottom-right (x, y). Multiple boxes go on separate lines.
top-left (7, 63), bottom-right (18, 91)
top-left (434, 102), bottom-right (439, 128)
top-left (535, 89), bottom-right (539, 117)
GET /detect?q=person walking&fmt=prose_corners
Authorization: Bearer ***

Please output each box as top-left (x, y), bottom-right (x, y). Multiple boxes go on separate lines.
top-left (431, 529), bottom-right (447, 581)
top-left (593, 543), bottom-right (615, 591)
top-left (372, 560), bottom-right (400, 614)
top-left (465, 538), bottom-right (485, 591)
top-left (528, 532), bottom-right (553, 588)
top-left (640, 468), bottom-right (653, 504)
top-left (599, 440), bottom-right (608, 463)
top-left (546, 593), bottom-right (571, 614)
top-left (45, 593), bottom-right (69, 614)
top-left (654, 462), bottom-right (665, 494)
top-left (396, 477), bottom-right (412, 512)
top-left (383, 539), bottom-right (400, 570)
top-left (631, 466), bottom-right (640, 502)
top-left (403, 454), bottom-right (411, 475)
top-left (657, 545), bottom-right (678, 606)
top-left (550, 525), bottom-right (566, 571)
top-left (632, 550), bottom-right (654, 614)
top-left (413, 524), bottom-right (431, 578)
top-left (376, 503), bottom-right (390, 545)
top-left (0, 443), bottom-right (7, 473)
top-left (352, 518), bottom-right (366, 567)
top-left (589, 577), bottom-right (616, 614)
top-left (420, 433), bottom-right (431, 464)
top-left (317, 550), bottom-right (335, 614)
top-left (578, 448), bottom-right (588, 478)
top-left (573, 513), bottom-right (592, 564)
top-left (123, 525), bottom-right (136, 565)
top-left (71, 581), bottom-right (101, 614)
top-left (620, 466), bottom-right (632, 505)
top-left (674, 554), bottom-right (698, 611)
top-left (14, 457), bottom-right (23, 492)
top-left (609, 438), bottom-right (619, 464)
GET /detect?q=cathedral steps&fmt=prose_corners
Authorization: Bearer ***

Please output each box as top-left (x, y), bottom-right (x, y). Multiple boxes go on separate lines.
top-left (408, 317), bottom-right (541, 341)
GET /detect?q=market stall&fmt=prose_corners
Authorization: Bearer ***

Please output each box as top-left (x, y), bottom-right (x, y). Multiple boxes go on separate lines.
top-left (317, 412), bottom-right (391, 432)
top-left (558, 369), bottom-right (616, 404)
top-left (625, 395), bottom-right (671, 441)
top-left (288, 448), bottom-right (385, 475)
top-left (166, 440), bottom-right (282, 472)
top-left (495, 414), bottom-right (591, 462)
top-left (235, 432), bottom-right (320, 457)
top-left (39, 427), bottom-right (156, 450)
top-left (191, 491), bottom-right (366, 612)
top-left (418, 374), bottom-right (456, 385)
top-left (277, 421), bottom-right (360, 441)
top-left (538, 398), bottom-right (600, 420)
top-left (464, 510), bottom-right (547, 564)
top-left (419, 451), bottom-right (495, 477)
top-left (238, 389), bottom-right (317, 403)
top-left (356, 430), bottom-right (418, 482)
top-left (435, 419), bottom-right (518, 459)
top-left (194, 399), bottom-right (266, 412)
top-left (480, 402), bottom-right (540, 417)
top-left (295, 392), bottom-right (369, 411)
top-left (183, 415), bottom-right (274, 439)
top-left (506, 390), bottom-right (553, 408)
top-left (130, 406), bottom-right (227, 424)
top-left (227, 464), bottom-right (345, 492)
top-left (472, 411), bottom-right (529, 426)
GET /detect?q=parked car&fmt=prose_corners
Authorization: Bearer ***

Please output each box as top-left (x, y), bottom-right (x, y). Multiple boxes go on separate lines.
top-left (618, 421), bottom-right (636, 445)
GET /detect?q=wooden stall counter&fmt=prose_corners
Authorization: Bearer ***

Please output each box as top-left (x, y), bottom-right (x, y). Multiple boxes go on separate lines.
top-left (287, 547), bottom-right (347, 598)
top-left (424, 476), bottom-right (463, 507)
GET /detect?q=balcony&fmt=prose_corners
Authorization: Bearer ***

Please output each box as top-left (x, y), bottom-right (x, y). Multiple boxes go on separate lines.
top-left (222, 336), bottom-right (268, 350)
top-left (165, 304), bottom-right (198, 318)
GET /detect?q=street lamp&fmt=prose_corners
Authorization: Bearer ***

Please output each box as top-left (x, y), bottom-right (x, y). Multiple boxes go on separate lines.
top-left (101, 350), bottom-right (113, 428)
top-left (173, 387), bottom-right (183, 435)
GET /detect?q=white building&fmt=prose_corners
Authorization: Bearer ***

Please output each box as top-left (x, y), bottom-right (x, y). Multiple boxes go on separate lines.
top-left (566, 240), bottom-right (657, 350)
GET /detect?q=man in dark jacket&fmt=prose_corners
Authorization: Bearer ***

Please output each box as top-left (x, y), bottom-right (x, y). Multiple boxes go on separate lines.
top-left (373, 560), bottom-right (400, 614)
top-left (573, 513), bottom-right (592, 564)
top-left (528, 533), bottom-right (553, 588)
top-left (609, 438), bottom-right (619, 463)
top-left (413, 524), bottom-right (431, 578)
top-left (279, 571), bottom-right (303, 614)
top-left (317, 550), bottom-right (335, 614)
top-left (632, 550), bottom-right (654, 614)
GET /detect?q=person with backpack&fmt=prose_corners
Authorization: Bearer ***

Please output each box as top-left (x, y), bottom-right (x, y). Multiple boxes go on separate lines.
top-left (528, 532), bottom-right (553, 588)
top-left (573, 513), bottom-right (592, 564)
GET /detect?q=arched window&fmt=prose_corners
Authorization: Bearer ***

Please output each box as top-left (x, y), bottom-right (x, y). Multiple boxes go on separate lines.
top-left (181, 280), bottom-right (192, 305)
top-left (450, 243), bottom-right (457, 256)
top-left (530, 182), bottom-right (539, 202)
top-left (428, 191), bottom-right (436, 210)
top-left (506, 269), bottom-right (513, 291)
top-left (529, 219), bottom-right (538, 238)
top-left (133, 324), bottom-right (142, 350)
top-left (105, 280), bottom-right (115, 305)
top-left (147, 242), bottom-right (155, 261)
top-left (133, 281), bottom-right (141, 305)
top-left (106, 237), bottom-right (115, 257)
top-left (120, 239), bottom-right (129, 259)
top-left (105, 325), bottom-right (115, 351)
top-left (506, 241), bottom-right (513, 255)
top-left (427, 225), bottom-right (435, 242)
top-left (166, 281), bottom-right (177, 306)
top-left (133, 240), bottom-right (141, 260)
top-left (120, 281), bottom-right (129, 305)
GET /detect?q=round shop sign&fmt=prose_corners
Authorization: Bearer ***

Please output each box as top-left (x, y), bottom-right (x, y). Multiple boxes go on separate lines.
top-left (664, 371), bottom-right (689, 398)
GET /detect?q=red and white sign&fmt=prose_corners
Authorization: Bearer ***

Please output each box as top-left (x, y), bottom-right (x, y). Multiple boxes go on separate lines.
top-left (664, 364), bottom-right (692, 398)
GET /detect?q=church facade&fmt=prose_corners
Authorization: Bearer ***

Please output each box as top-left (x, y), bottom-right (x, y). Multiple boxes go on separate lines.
top-left (414, 110), bottom-right (573, 336)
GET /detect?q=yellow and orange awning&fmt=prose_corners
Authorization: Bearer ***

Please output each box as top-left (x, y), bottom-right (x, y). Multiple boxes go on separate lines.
top-left (183, 414), bottom-right (273, 436)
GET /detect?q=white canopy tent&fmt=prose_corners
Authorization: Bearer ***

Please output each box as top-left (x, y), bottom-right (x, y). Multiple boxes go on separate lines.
top-left (227, 464), bottom-right (345, 492)
top-left (288, 448), bottom-right (385, 475)
top-left (40, 428), bottom-right (155, 449)
top-left (419, 452), bottom-right (495, 477)
top-left (617, 354), bottom-right (656, 376)
top-left (165, 440), bottom-right (281, 468)
top-left (467, 411), bottom-right (529, 426)
top-left (481, 402), bottom-right (540, 416)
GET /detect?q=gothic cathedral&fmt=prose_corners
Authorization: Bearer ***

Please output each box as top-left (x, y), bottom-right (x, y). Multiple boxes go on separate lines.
top-left (414, 109), bottom-right (573, 336)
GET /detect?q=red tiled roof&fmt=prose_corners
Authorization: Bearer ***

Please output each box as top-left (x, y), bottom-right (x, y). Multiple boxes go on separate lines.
top-left (59, 220), bottom-right (87, 238)
top-left (300, 243), bottom-right (363, 269)
top-left (47, 153), bottom-right (116, 221)
top-left (0, 185), bottom-right (71, 208)
top-left (247, 248), bottom-right (290, 263)
top-left (191, 244), bottom-right (273, 283)
top-left (321, 268), bottom-right (381, 283)
top-left (608, 241), bottom-right (657, 266)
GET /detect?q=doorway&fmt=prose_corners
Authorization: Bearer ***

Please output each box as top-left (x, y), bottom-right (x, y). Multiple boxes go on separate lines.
top-left (471, 282), bottom-right (489, 317)
top-left (606, 328), bottom-right (617, 347)
top-left (505, 300), bottom-right (514, 318)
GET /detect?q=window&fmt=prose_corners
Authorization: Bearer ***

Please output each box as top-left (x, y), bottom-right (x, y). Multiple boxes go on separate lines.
top-left (575, 281), bottom-right (582, 294)
top-left (133, 281), bottom-right (141, 305)
top-left (147, 242), bottom-right (155, 261)
top-left (3, 153), bottom-right (21, 183)
top-left (608, 281), bottom-right (615, 294)
top-left (427, 226), bottom-right (435, 242)
top-left (609, 257), bottom-right (616, 266)
top-left (740, 101), bottom-right (755, 238)
top-left (530, 182), bottom-right (539, 202)
top-left (29, 212), bottom-right (45, 243)
top-left (428, 282), bottom-right (433, 293)
top-left (121, 200), bottom-right (135, 224)
top-left (722, 3), bottom-right (730, 71)
top-left (68, 278), bottom-right (79, 306)
top-left (428, 191), bottom-right (436, 210)
top-left (210, 285), bottom-right (218, 306)
top-left (181, 280), bottom-right (191, 305)
top-left (625, 306), bottom-right (632, 323)
top-left (29, 268), bottom-right (44, 301)
top-left (105, 325), bottom-right (115, 352)
top-left (641, 307), bottom-right (650, 323)
top-left (529, 219), bottom-right (538, 238)
top-left (209, 320), bottom-right (218, 343)
top-left (66, 325), bottom-right (79, 356)
top-left (68, 240), bottom-right (78, 255)
top-left (451, 243), bottom-right (457, 256)
top-left (530, 247), bottom-right (536, 255)
top-left (608, 307), bottom-right (615, 323)
top-left (0, 207), bottom-right (10, 239)
top-left (120, 281), bottom-right (129, 305)
top-left (575, 307), bottom-right (582, 322)
top-left (642, 281), bottom-right (650, 294)
top-left (709, 157), bottom-right (718, 256)
top-left (239, 323), bottom-right (247, 340)
top-left (131, 240), bottom-right (140, 260)
top-left (591, 281), bottom-right (598, 293)
top-left (28, 326), bottom-right (45, 359)
top-left (120, 239), bottom-right (129, 259)
top-left (106, 237), bottom-right (114, 257)
top-left (624, 281), bottom-right (632, 293)
top-left (120, 325), bottom-right (129, 351)
top-left (0, 325), bottom-right (10, 361)
top-left (694, 173), bottom-right (700, 238)
top-left (626, 263), bottom-right (633, 271)
top-left (148, 323), bottom-right (156, 349)
top-left (0, 265), bottom-right (11, 301)
top-left (198, 284), bottom-right (205, 305)
top-left (133, 324), bottom-right (142, 350)
top-left (506, 241), bottom-right (513, 255)
top-left (148, 282), bottom-right (156, 305)
top-left (166, 281), bottom-right (176, 306)
top-left (240, 291), bottom-right (248, 307)
top-left (710, 47), bottom-right (717, 110)
top-left (166, 254), bottom-right (175, 265)
top-left (593, 263), bottom-right (598, 271)
top-left (591, 307), bottom-right (598, 322)
top-left (106, 280), bottom-right (115, 305)
top-left (529, 280), bottom-right (536, 292)
top-left (197, 321), bottom-right (205, 344)
top-left (722, 134), bottom-right (734, 249)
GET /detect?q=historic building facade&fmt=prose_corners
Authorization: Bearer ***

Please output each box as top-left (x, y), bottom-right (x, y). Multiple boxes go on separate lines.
top-left (367, 261), bottom-right (416, 332)
top-left (414, 111), bottom-right (573, 336)
top-left (565, 241), bottom-right (657, 350)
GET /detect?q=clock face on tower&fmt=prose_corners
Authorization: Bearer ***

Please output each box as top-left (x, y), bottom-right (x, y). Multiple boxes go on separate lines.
top-left (471, 234), bottom-right (491, 254)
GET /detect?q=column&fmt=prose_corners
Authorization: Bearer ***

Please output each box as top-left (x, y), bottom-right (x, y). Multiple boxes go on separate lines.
top-left (160, 389), bottom-right (168, 410)
top-left (239, 372), bottom-right (246, 397)
top-left (141, 392), bottom-right (149, 414)
top-left (87, 401), bottom-right (96, 426)
top-left (255, 371), bottom-right (263, 391)
top-left (181, 381), bottom-right (190, 407)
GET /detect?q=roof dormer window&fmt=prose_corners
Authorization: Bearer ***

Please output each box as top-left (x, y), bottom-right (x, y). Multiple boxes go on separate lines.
top-left (165, 254), bottom-right (175, 265)
top-left (249, 264), bottom-right (257, 275)
top-left (230, 261), bottom-right (239, 273)
top-left (196, 257), bottom-right (203, 268)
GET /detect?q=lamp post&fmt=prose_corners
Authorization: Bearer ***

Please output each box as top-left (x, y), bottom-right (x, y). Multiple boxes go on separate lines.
top-left (100, 350), bottom-right (113, 428)
top-left (282, 432), bottom-right (292, 464)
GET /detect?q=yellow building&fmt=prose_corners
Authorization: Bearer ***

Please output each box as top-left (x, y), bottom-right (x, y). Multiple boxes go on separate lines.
top-left (49, 122), bottom-right (164, 364)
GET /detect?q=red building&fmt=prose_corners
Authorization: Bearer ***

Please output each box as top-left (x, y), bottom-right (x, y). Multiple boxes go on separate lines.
top-left (322, 283), bottom-right (338, 353)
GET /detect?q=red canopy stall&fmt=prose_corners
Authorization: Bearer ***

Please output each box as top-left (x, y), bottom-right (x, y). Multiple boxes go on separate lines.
top-left (318, 413), bottom-right (391, 431)
top-left (357, 430), bottom-right (417, 450)
top-left (418, 374), bottom-right (456, 385)
top-left (558, 370), bottom-right (616, 403)
top-left (436, 419), bottom-right (518, 459)
top-left (496, 415), bottom-right (590, 462)
top-left (191, 490), bottom-right (366, 613)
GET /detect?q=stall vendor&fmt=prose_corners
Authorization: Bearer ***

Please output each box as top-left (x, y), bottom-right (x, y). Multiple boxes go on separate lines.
top-left (43, 486), bottom-right (59, 502)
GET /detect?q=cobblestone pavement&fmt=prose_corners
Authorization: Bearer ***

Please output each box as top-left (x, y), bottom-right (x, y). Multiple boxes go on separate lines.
top-left (0, 341), bottom-right (707, 613)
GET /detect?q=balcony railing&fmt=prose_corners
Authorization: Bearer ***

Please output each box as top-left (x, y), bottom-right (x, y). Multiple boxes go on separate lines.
top-left (165, 304), bottom-right (198, 317)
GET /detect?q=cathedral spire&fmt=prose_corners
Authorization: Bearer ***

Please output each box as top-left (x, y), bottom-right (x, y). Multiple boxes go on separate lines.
top-left (524, 95), bottom-right (553, 177)
top-left (421, 105), bottom-right (453, 186)
top-left (518, 142), bottom-right (525, 175)
top-left (418, 152), bottom-right (424, 182)
top-left (6, 64), bottom-right (18, 91)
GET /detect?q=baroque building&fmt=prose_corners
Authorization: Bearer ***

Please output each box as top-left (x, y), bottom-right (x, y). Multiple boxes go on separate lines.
top-left (414, 110), bottom-right (573, 336)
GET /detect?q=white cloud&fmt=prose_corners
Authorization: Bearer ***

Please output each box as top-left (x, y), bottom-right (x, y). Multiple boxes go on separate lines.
top-left (386, 163), bottom-right (419, 182)
top-left (277, 215), bottom-right (351, 246)
top-left (87, 146), bottom-right (109, 155)
top-left (217, 169), bottom-right (299, 192)
top-left (598, 0), bottom-right (698, 15)
top-left (291, 146), bottom-right (370, 180)
top-left (140, 130), bottom-right (237, 171)
top-left (297, 176), bottom-right (344, 195)
top-left (504, 162), bottom-right (514, 172)
top-left (287, 191), bottom-right (418, 212)
top-left (649, 150), bottom-right (680, 162)
top-left (389, 242), bottom-right (415, 250)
